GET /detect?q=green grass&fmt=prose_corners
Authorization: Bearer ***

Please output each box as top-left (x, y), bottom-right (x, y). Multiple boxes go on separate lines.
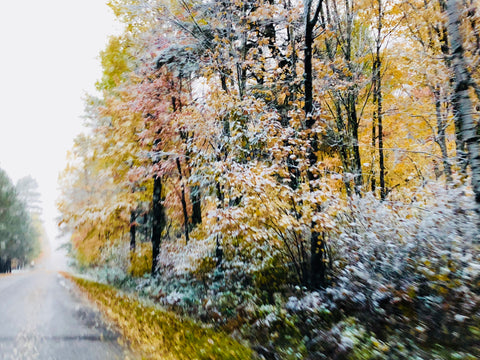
top-left (65, 273), bottom-right (254, 360)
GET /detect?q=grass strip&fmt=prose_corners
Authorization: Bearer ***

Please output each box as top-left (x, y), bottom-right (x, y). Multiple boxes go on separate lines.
top-left (63, 273), bottom-right (253, 360)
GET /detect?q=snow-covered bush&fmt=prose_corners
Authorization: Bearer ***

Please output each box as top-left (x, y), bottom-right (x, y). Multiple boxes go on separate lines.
top-left (329, 182), bottom-right (480, 346)
top-left (98, 238), bottom-right (130, 270)
top-left (95, 265), bottom-right (128, 286)
top-left (90, 239), bottom-right (131, 286)
top-left (250, 300), bottom-right (307, 359)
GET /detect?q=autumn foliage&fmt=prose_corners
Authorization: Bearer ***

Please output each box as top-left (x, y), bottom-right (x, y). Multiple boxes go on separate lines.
top-left (58, 0), bottom-right (480, 358)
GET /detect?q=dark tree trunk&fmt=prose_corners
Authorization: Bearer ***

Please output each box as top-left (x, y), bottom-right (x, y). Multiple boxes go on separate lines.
top-left (130, 210), bottom-right (137, 252)
top-left (143, 213), bottom-right (150, 243)
top-left (370, 0), bottom-right (386, 199)
top-left (344, 0), bottom-right (363, 196)
top-left (378, 99), bottom-right (386, 200)
top-left (305, 22), bottom-right (314, 126)
top-left (215, 235), bottom-right (223, 268)
top-left (215, 179), bottom-right (225, 269)
top-left (151, 175), bottom-right (166, 275)
top-left (375, 0), bottom-right (385, 199)
top-left (334, 102), bottom-right (354, 196)
top-left (190, 185), bottom-right (202, 226)
top-left (348, 97), bottom-right (363, 195)
top-left (0, 258), bottom-right (12, 274)
top-left (184, 143), bottom-right (202, 227)
top-left (176, 158), bottom-right (190, 244)
top-left (371, 96), bottom-right (377, 193)
top-left (304, 0), bottom-right (322, 126)
top-left (305, 0), bottom-right (326, 289)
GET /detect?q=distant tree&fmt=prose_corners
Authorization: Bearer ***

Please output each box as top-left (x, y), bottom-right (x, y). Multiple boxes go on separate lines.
top-left (0, 169), bottom-right (41, 272)
top-left (16, 176), bottom-right (42, 215)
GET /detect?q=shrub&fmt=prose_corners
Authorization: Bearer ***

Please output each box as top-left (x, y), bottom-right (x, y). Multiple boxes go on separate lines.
top-left (328, 183), bottom-right (480, 351)
top-left (129, 242), bottom-right (152, 277)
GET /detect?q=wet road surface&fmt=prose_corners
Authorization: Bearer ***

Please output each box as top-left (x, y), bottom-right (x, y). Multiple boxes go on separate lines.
top-left (0, 266), bottom-right (132, 359)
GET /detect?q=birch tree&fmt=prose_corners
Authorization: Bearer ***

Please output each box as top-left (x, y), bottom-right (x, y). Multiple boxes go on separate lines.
top-left (446, 0), bottom-right (480, 209)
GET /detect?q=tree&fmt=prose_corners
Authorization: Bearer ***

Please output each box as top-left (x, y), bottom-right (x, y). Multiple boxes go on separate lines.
top-left (0, 168), bottom-right (41, 272)
top-left (58, 0), bottom-right (479, 302)
top-left (16, 176), bottom-right (42, 215)
top-left (446, 0), bottom-right (480, 207)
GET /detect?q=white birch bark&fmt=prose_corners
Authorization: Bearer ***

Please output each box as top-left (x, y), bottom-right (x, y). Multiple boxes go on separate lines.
top-left (447, 0), bottom-right (480, 209)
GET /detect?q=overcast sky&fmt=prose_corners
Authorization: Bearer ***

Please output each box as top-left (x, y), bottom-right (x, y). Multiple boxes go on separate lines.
top-left (0, 1), bottom-right (121, 246)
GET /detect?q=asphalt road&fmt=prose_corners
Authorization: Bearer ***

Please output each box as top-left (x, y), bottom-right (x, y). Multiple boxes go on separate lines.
top-left (0, 263), bottom-right (132, 359)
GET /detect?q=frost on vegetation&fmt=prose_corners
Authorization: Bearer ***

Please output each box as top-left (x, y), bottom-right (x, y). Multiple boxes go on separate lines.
top-left (285, 292), bottom-right (329, 315)
top-left (157, 234), bottom-right (216, 276)
top-left (76, 181), bottom-right (480, 359)
top-left (333, 184), bottom-right (480, 291)
top-left (322, 183), bottom-right (480, 356)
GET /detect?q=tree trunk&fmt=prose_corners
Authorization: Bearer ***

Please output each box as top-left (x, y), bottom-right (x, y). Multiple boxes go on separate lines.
top-left (335, 102), bottom-right (354, 195)
top-left (151, 175), bottom-right (166, 275)
top-left (433, 88), bottom-right (453, 182)
top-left (176, 158), bottom-right (190, 244)
top-left (304, 0), bottom-right (322, 126)
top-left (184, 143), bottom-right (202, 227)
top-left (348, 96), bottom-right (363, 195)
top-left (378, 95), bottom-right (386, 200)
top-left (371, 85), bottom-right (377, 193)
top-left (447, 0), bottom-right (480, 208)
top-left (130, 210), bottom-right (136, 252)
top-left (433, 0), bottom-right (468, 174)
top-left (452, 92), bottom-right (469, 172)
top-left (372, 0), bottom-right (386, 200)
top-left (305, 0), bottom-right (326, 289)
top-left (305, 18), bottom-right (314, 126)
top-left (190, 185), bottom-right (202, 226)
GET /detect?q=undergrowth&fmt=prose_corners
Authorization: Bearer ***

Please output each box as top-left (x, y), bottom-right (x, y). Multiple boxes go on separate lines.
top-left (68, 184), bottom-right (480, 359)
top-left (64, 273), bottom-right (253, 360)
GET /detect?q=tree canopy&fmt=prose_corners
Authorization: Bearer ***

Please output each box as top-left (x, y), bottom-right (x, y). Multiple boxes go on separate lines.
top-left (58, 0), bottom-right (480, 358)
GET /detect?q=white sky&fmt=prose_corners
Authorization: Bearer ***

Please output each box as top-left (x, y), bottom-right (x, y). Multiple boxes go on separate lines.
top-left (0, 1), bottom-right (122, 247)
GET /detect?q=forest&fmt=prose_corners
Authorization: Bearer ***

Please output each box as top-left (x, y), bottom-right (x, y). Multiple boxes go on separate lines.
top-left (0, 170), bottom-right (42, 273)
top-left (57, 0), bottom-right (480, 358)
